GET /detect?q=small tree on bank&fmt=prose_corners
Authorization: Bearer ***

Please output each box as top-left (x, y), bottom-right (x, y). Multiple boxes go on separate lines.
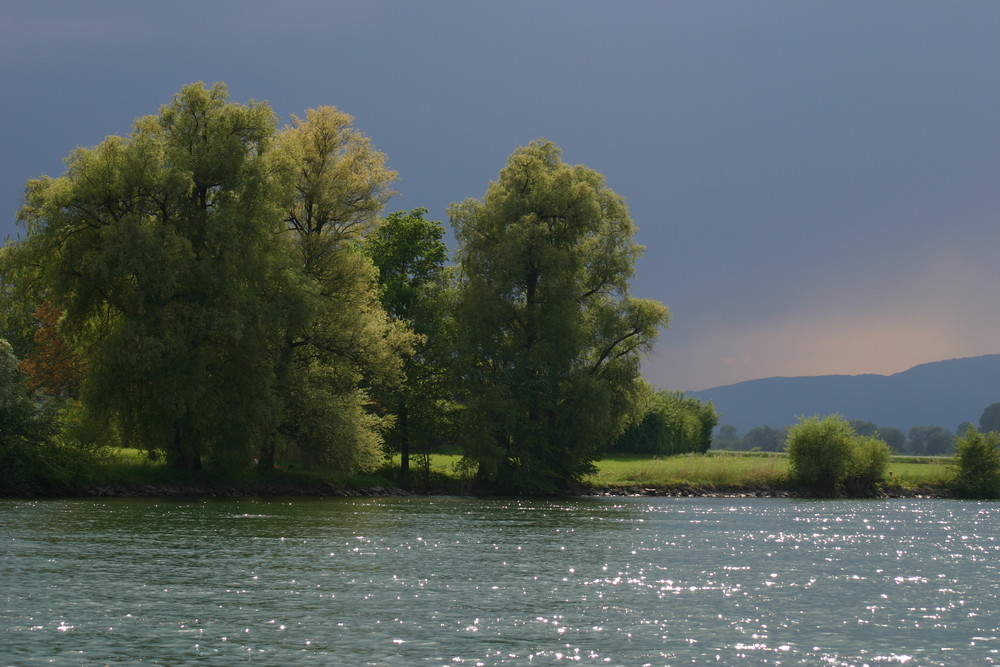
top-left (786, 415), bottom-right (890, 496)
top-left (844, 435), bottom-right (891, 497)
top-left (951, 427), bottom-right (1000, 499)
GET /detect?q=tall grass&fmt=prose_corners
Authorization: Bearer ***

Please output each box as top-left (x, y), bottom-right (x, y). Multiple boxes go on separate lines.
top-left (588, 452), bottom-right (789, 488)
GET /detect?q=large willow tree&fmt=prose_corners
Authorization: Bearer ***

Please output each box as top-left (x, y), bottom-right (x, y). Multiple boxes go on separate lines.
top-left (5, 83), bottom-right (407, 473)
top-left (270, 106), bottom-right (413, 471)
top-left (450, 140), bottom-right (669, 494)
top-left (10, 83), bottom-right (293, 470)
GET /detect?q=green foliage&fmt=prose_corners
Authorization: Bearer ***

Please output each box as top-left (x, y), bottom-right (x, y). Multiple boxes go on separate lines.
top-left (951, 427), bottom-right (1000, 499)
top-left (877, 426), bottom-right (906, 453)
top-left (8, 82), bottom-right (295, 471)
top-left (613, 390), bottom-right (717, 456)
top-left (786, 416), bottom-right (856, 495)
top-left (907, 425), bottom-right (953, 456)
top-left (4, 85), bottom-right (410, 476)
top-left (279, 361), bottom-right (386, 472)
top-left (848, 419), bottom-right (878, 437)
top-left (844, 435), bottom-right (891, 497)
top-left (450, 140), bottom-right (668, 494)
top-left (0, 339), bottom-right (101, 495)
top-left (786, 415), bottom-right (890, 496)
top-left (0, 261), bottom-right (38, 361)
top-left (365, 208), bottom-right (449, 323)
top-left (715, 424), bottom-right (739, 447)
top-left (363, 208), bottom-right (458, 488)
top-left (271, 105), bottom-right (413, 473)
top-left (742, 425), bottom-right (787, 452)
top-left (979, 402), bottom-right (1000, 434)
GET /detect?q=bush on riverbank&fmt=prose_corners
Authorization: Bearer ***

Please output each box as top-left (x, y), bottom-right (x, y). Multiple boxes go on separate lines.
top-left (786, 415), bottom-right (891, 497)
top-left (951, 428), bottom-right (1000, 499)
top-left (0, 339), bottom-right (106, 495)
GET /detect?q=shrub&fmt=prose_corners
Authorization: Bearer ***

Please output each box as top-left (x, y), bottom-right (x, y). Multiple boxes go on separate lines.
top-left (951, 427), bottom-right (1000, 499)
top-left (786, 415), bottom-right (856, 495)
top-left (786, 415), bottom-right (891, 496)
top-left (844, 435), bottom-right (891, 497)
top-left (0, 338), bottom-right (107, 496)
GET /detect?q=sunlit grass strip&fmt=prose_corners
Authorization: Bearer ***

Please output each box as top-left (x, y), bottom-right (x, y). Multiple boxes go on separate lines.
top-left (885, 460), bottom-right (952, 487)
top-left (588, 453), bottom-right (789, 488)
top-left (587, 452), bottom-right (952, 490)
top-left (109, 448), bottom-right (952, 492)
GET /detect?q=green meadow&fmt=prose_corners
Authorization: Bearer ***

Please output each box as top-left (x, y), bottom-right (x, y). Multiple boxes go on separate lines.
top-left (386, 450), bottom-right (951, 493)
top-left (87, 448), bottom-right (951, 496)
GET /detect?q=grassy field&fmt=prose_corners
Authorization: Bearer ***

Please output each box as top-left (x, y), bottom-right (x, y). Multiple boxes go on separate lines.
top-left (387, 450), bottom-right (953, 491)
top-left (588, 452), bottom-right (789, 488)
top-left (8, 446), bottom-right (957, 497)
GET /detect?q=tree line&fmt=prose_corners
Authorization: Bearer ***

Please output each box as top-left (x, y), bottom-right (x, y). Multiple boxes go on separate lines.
top-left (786, 413), bottom-right (1000, 499)
top-left (0, 82), bottom-right (669, 495)
top-left (714, 402), bottom-right (1000, 456)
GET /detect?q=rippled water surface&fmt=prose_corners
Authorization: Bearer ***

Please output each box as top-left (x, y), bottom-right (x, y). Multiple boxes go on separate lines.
top-left (2, 497), bottom-right (999, 665)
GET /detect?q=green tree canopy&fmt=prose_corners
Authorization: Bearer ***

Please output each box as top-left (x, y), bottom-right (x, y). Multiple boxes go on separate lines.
top-left (613, 390), bottom-right (717, 456)
top-left (0, 337), bottom-right (103, 495)
top-left (9, 82), bottom-right (295, 470)
top-left (848, 420), bottom-right (878, 437)
top-left (742, 425), bottom-right (786, 452)
top-left (979, 402), bottom-right (1000, 434)
top-left (4, 85), bottom-right (411, 475)
top-left (907, 425), bottom-right (953, 456)
top-left (787, 415), bottom-right (889, 496)
top-left (365, 208), bottom-right (449, 323)
top-left (0, 339), bottom-right (56, 451)
top-left (364, 208), bottom-right (455, 488)
top-left (715, 424), bottom-right (740, 448)
top-left (877, 426), bottom-right (906, 453)
top-left (449, 140), bottom-right (669, 494)
top-left (270, 105), bottom-right (413, 472)
top-left (952, 426), bottom-right (1000, 499)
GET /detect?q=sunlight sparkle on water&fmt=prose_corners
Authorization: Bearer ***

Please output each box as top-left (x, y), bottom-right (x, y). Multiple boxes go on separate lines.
top-left (2, 497), bottom-right (999, 665)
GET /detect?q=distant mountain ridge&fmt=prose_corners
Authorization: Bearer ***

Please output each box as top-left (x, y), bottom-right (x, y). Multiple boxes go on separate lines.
top-left (690, 354), bottom-right (1000, 434)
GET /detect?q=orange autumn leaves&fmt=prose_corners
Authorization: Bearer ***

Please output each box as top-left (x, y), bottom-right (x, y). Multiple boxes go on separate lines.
top-left (19, 301), bottom-right (84, 399)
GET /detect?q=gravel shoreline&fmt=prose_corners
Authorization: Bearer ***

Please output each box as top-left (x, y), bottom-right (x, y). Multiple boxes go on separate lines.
top-left (579, 483), bottom-right (950, 499)
top-left (51, 482), bottom-right (949, 500)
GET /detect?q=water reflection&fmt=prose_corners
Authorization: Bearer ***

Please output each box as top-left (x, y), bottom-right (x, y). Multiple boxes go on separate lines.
top-left (2, 497), bottom-right (998, 665)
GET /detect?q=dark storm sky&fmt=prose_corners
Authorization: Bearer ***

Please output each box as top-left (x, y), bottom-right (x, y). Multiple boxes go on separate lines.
top-left (2, 0), bottom-right (998, 390)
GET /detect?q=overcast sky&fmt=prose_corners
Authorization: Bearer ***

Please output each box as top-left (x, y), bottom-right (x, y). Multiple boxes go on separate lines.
top-left (2, 1), bottom-right (998, 391)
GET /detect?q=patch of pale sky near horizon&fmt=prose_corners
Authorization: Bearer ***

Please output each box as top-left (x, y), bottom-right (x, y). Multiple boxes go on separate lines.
top-left (653, 245), bottom-right (1000, 390)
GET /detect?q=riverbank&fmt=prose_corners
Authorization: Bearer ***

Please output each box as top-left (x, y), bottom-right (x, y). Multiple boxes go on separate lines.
top-left (579, 482), bottom-right (951, 499)
top-left (1, 450), bottom-right (955, 499)
top-left (62, 479), bottom-right (950, 501)
top-left (79, 481), bottom-right (415, 499)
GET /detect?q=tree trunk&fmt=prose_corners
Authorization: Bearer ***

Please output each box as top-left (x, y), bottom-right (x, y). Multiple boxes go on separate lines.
top-left (258, 441), bottom-right (276, 471)
top-left (398, 395), bottom-right (410, 489)
top-left (259, 341), bottom-right (293, 472)
top-left (169, 416), bottom-right (202, 472)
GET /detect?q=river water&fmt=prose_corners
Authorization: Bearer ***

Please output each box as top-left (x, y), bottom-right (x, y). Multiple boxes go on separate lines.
top-left (2, 497), bottom-right (998, 666)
